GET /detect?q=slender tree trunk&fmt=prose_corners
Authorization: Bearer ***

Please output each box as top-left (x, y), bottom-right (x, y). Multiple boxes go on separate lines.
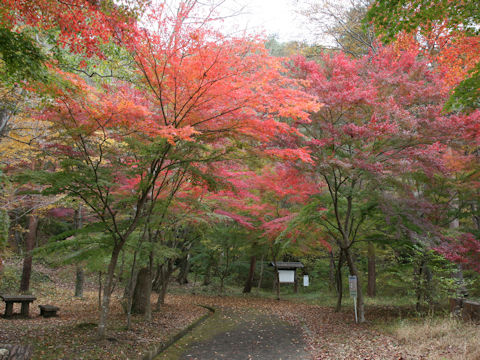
top-left (450, 203), bottom-right (468, 297)
top-left (98, 245), bottom-right (121, 339)
top-left (454, 264), bottom-right (468, 298)
top-left (272, 252), bottom-right (280, 300)
top-left (335, 250), bottom-right (344, 312)
top-left (75, 265), bottom-right (85, 298)
top-left (183, 256), bottom-right (191, 284)
top-left (98, 272), bottom-right (102, 310)
top-left (74, 206), bottom-right (84, 298)
top-left (144, 270), bottom-right (152, 321)
top-left (472, 203), bottom-right (480, 230)
top-left (119, 250), bottom-right (125, 283)
top-left (144, 253), bottom-right (153, 322)
top-left (329, 251), bottom-right (336, 292)
top-left (257, 254), bottom-right (265, 290)
top-left (220, 276), bottom-right (225, 294)
top-left (156, 262), bottom-right (172, 310)
top-left (344, 247), bottom-right (365, 322)
top-left (177, 253), bottom-right (190, 284)
top-left (203, 260), bottom-right (212, 286)
top-left (126, 265), bottom-right (137, 330)
top-left (423, 265), bottom-right (433, 307)
top-left (14, 228), bottom-right (22, 251)
top-left (367, 241), bottom-right (376, 297)
top-left (19, 215), bottom-right (38, 293)
top-left (125, 237), bottom-right (142, 329)
top-left (414, 258), bottom-right (424, 312)
top-left (243, 255), bottom-right (256, 293)
top-left (156, 280), bottom-right (168, 309)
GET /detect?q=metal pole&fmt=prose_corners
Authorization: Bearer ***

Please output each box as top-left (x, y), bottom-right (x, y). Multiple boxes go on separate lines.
top-left (353, 296), bottom-right (358, 323)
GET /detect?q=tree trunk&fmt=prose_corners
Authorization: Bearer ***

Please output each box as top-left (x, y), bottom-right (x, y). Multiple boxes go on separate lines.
top-left (272, 253), bottom-right (280, 300)
top-left (329, 251), bottom-right (336, 292)
top-left (156, 279), bottom-right (168, 309)
top-left (156, 261), bottom-right (173, 310)
top-left (75, 265), bottom-right (85, 298)
top-left (414, 255), bottom-right (425, 312)
top-left (125, 249), bottom-right (138, 330)
top-left (74, 206), bottom-right (84, 298)
top-left (145, 252), bottom-right (154, 322)
top-left (344, 247), bottom-right (365, 322)
top-left (335, 250), bottom-right (344, 312)
top-left (472, 203), bottom-right (480, 230)
top-left (131, 267), bottom-right (151, 315)
top-left (454, 264), bottom-right (468, 298)
top-left (125, 269), bottom-right (138, 329)
top-left (243, 255), bottom-right (256, 293)
top-left (220, 276), bottom-right (225, 294)
top-left (450, 204), bottom-right (468, 297)
top-left (97, 245), bottom-right (121, 339)
top-left (19, 215), bottom-right (38, 293)
top-left (257, 254), bottom-right (265, 290)
top-left (98, 272), bottom-right (102, 310)
top-left (203, 260), bottom-right (212, 286)
top-left (367, 241), bottom-right (376, 297)
top-left (176, 253), bottom-right (190, 284)
top-left (423, 264), bottom-right (433, 307)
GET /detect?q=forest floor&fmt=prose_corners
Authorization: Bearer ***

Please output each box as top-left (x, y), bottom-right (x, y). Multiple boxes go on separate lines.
top-left (0, 289), bottom-right (208, 359)
top-left (1, 262), bottom-right (479, 359)
top-left (2, 290), bottom-right (479, 360)
top-left (0, 261), bottom-right (209, 360)
top-left (161, 293), bottom-right (480, 360)
top-left (156, 306), bottom-right (309, 360)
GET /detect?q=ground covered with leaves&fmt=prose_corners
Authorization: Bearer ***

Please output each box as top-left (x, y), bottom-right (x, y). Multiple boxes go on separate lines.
top-left (0, 290), bottom-right (207, 359)
top-left (0, 262), bottom-right (208, 360)
top-left (1, 263), bottom-right (478, 360)
top-left (157, 306), bottom-right (308, 360)
top-left (167, 294), bottom-right (480, 360)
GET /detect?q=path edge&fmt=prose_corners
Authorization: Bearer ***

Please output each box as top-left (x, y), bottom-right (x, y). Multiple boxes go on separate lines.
top-left (141, 304), bottom-right (215, 360)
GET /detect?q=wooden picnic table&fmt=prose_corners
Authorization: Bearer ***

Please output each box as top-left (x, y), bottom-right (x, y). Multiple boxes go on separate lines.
top-left (0, 295), bottom-right (36, 318)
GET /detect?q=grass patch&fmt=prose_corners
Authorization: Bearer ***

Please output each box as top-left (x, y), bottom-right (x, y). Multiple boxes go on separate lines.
top-left (378, 316), bottom-right (480, 359)
top-left (75, 322), bottom-right (97, 330)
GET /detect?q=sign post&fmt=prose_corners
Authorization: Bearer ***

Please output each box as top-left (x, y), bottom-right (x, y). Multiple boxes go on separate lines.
top-left (348, 275), bottom-right (358, 324)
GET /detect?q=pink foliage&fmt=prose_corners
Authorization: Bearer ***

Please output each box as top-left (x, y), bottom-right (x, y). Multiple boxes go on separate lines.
top-left (293, 44), bottom-right (460, 179)
top-left (48, 207), bottom-right (75, 219)
top-left (435, 233), bottom-right (480, 273)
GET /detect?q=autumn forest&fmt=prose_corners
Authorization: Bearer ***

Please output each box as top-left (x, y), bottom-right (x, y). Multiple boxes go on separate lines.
top-left (0, 0), bottom-right (480, 359)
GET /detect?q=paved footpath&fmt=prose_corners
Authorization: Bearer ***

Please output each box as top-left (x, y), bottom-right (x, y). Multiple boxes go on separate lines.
top-left (156, 308), bottom-right (310, 360)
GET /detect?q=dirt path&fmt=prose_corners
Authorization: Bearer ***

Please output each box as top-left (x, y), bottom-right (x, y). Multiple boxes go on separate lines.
top-left (156, 308), bottom-right (310, 360)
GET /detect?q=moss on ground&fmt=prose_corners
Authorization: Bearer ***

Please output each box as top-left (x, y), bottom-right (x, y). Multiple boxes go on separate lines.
top-left (155, 310), bottom-right (238, 360)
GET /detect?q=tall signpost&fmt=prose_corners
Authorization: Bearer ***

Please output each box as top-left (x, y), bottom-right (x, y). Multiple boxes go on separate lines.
top-left (348, 275), bottom-right (358, 323)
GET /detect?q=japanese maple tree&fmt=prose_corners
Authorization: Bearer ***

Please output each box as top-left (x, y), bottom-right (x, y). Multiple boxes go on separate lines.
top-left (293, 45), bottom-right (457, 321)
top-left (436, 233), bottom-right (480, 274)
top-left (25, 1), bottom-right (318, 337)
top-left (205, 160), bottom-right (322, 297)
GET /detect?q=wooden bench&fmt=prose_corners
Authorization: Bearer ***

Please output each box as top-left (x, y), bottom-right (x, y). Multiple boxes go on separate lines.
top-left (38, 304), bottom-right (59, 318)
top-left (0, 295), bottom-right (36, 318)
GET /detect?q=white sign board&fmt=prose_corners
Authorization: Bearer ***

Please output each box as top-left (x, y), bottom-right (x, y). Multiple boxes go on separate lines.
top-left (303, 275), bottom-right (309, 287)
top-left (278, 270), bottom-right (295, 283)
top-left (348, 275), bottom-right (358, 323)
top-left (348, 275), bottom-right (357, 297)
